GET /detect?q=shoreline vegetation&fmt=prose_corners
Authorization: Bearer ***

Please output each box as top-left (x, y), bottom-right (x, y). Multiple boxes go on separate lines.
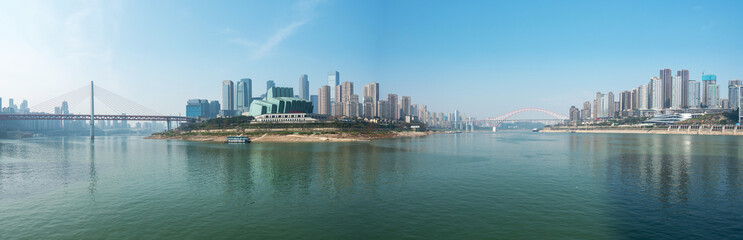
top-left (148, 116), bottom-right (434, 142)
top-left (542, 124), bottom-right (743, 136)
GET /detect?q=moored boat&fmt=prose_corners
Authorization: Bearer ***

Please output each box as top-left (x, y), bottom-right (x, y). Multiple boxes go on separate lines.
top-left (226, 136), bottom-right (250, 143)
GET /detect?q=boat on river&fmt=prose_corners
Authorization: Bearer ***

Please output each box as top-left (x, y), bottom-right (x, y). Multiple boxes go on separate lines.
top-left (226, 136), bottom-right (250, 143)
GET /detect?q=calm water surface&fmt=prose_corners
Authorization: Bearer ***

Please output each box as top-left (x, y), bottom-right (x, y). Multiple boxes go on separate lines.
top-left (1, 132), bottom-right (742, 239)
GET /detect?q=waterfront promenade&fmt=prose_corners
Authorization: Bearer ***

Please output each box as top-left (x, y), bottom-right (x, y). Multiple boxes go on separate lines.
top-left (544, 124), bottom-right (743, 136)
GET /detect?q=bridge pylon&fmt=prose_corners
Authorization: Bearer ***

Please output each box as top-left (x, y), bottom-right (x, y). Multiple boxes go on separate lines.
top-left (90, 81), bottom-right (95, 139)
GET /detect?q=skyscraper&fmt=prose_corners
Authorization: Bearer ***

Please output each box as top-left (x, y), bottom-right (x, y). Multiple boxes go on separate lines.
top-left (328, 71), bottom-right (339, 101)
top-left (702, 75), bottom-right (719, 108)
top-left (400, 96), bottom-right (411, 118)
top-left (266, 80), bottom-right (275, 92)
top-left (688, 80), bottom-right (700, 108)
top-left (671, 75), bottom-right (683, 109)
top-left (678, 69), bottom-right (689, 107)
top-left (387, 94), bottom-right (398, 120)
top-left (222, 80), bottom-right (234, 111)
top-left (728, 79), bottom-right (741, 109)
top-left (607, 92), bottom-right (615, 118)
top-left (569, 106), bottom-right (580, 124)
top-left (339, 82), bottom-right (355, 117)
top-left (310, 95), bottom-right (318, 114)
top-left (318, 85), bottom-right (331, 115)
top-left (236, 78), bottom-right (252, 113)
top-left (363, 83), bottom-right (379, 117)
top-left (650, 77), bottom-right (663, 110)
top-left (299, 74), bottom-right (309, 100)
top-left (660, 68), bottom-right (672, 108)
top-left (581, 101), bottom-right (591, 120)
top-left (638, 84), bottom-right (648, 110)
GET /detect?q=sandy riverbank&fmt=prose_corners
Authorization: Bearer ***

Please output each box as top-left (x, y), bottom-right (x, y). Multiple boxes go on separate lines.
top-left (542, 127), bottom-right (743, 136)
top-left (146, 131), bottom-right (433, 143)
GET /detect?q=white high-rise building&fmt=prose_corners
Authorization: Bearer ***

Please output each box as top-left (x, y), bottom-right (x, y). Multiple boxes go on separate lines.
top-left (638, 84), bottom-right (648, 110)
top-left (222, 80), bottom-right (234, 111)
top-left (728, 79), bottom-right (741, 109)
top-left (650, 77), bottom-right (663, 110)
top-left (688, 80), bottom-right (700, 108)
top-left (299, 74), bottom-right (309, 100)
top-left (671, 76), bottom-right (683, 109)
top-left (702, 75), bottom-right (719, 108)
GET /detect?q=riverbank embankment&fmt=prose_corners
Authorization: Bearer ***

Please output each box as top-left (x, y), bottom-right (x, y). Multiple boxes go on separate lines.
top-left (543, 124), bottom-right (743, 136)
top-left (147, 130), bottom-right (433, 142)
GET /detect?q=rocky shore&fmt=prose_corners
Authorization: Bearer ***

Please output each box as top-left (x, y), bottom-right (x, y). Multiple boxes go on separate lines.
top-left (146, 131), bottom-right (433, 143)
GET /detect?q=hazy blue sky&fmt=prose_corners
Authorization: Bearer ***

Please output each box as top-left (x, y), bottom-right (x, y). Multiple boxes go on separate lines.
top-left (1, 0), bottom-right (742, 118)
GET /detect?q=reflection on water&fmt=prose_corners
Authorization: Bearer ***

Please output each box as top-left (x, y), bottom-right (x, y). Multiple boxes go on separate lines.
top-left (0, 133), bottom-right (741, 239)
top-left (569, 133), bottom-right (743, 239)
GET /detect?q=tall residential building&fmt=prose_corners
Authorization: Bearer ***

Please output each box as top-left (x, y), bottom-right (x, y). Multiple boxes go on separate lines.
top-left (266, 80), bottom-right (275, 92)
top-left (387, 94), bottom-right (399, 120)
top-left (728, 79), bottom-right (741, 109)
top-left (299, 74), bottom-right (309, 100)
top-left (620, 91), bottom-right (632, 111)
top-left (581, 101), bottom-right (591, 120)
top-left (702, 75), bottom-right (719, 108)
top-left (318, 85), bottom-right (331, 115)
top-left (569, 106), bottom-right (580, 124)
top-left (310, 95), bottom-right (318, 114)
top-left (362, 83), bottom-right (379, 117)
top-left (650, 77), bottom-right (663, 110)
top-left (678, 69), bottom-right (689, 107)
top-left (341, 81), bottom-right (354, 103)
top-left (607, 92), bottom-right (615, 117)
top-left (688, 80), bottom-right (700, 108)
top-left (671, 75), bottom-right (683, 109)
top-left (236, 78), bottom-right (252, 113)
top-left (631, 88), bottom-right (638, 110)
top-left (332, 86), bottom-right (343, 116)
top-left (344, 94), bottom-right (359, 117)
top-left (660, 68), bottom-right (672, 108)
top-left (222, 80), bottom-right (234, 111)
top-left (595, 92), bottom-right (610, 118)
top-left (377, 100), bottom-right (389, 119)
top-left (638, 84), bottom-right (648, 110)
top-left (328, 71), bottom-right (339, 101)
top-left (400, 96), bottom-right (411, 118)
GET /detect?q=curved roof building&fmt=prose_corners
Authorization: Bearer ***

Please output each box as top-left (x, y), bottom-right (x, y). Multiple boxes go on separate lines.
top-left (248, 87), bottom-right (313, 116)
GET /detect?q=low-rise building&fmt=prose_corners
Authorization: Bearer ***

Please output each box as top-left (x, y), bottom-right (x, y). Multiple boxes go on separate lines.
top-left (248, 87), bottom-right (314, 116)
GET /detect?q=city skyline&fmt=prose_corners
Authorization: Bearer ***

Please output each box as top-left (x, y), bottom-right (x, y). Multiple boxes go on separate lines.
top-left (1, 0), bottom-right (742, 118)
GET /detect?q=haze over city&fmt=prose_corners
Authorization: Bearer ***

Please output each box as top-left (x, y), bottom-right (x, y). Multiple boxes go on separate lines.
top-left (1, 0), bottom-right (742, 118)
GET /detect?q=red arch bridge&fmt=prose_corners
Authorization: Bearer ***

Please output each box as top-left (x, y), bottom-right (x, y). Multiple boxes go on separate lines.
top-left (0, 82), bottom-right (191, 137)
top-left (464, 108), bottom-right (569, 131)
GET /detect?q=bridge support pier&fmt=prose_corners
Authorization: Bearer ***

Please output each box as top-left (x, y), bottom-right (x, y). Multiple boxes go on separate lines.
top-left (90, 81), bottom-right (95, 139)
top-left (167, 118), bottom-right (171, 131)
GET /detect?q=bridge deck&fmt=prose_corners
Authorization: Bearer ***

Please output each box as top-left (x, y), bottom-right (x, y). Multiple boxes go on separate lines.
top-left (0, 114), bottom-right (190, 122)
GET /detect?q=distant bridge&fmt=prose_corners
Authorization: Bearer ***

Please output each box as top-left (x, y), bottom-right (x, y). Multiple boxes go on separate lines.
top-left (0, 82), bottom-right (190, 137)
top-left (462, 108), bottom-right (569, 131)
top-left (0, 114), bottom-right (188, 122)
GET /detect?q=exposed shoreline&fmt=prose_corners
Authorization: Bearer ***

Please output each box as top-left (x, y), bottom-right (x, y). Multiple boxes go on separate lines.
top-left (542, 126), bottom-right (743, 136)
top-left (146, 131), bottom-right (434, 143)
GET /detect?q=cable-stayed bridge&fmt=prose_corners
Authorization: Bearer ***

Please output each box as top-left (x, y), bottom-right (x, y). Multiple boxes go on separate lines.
top-left (0, 82), bottom-right (189, 137)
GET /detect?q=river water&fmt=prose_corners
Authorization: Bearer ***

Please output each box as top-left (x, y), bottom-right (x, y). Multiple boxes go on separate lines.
top-left (1, 132), bottom-right (742, 239)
